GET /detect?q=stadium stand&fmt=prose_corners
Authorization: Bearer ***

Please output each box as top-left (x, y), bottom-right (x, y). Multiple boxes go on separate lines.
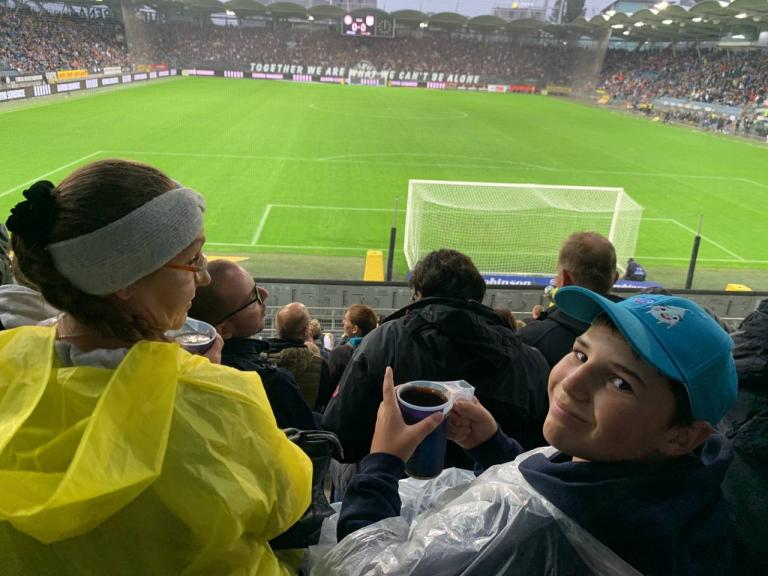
top-left (0, 8), bottom-right (129, 74)
top-left (2, 4), bottom-right (767, 131)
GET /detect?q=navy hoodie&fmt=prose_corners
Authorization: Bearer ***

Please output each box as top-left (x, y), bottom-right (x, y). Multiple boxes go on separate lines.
top-left (339, 432), bottom-right (734, 575)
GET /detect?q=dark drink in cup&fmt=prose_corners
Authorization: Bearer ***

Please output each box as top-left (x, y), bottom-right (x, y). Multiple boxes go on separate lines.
top-left (396, 381), bottom-right (450, 479)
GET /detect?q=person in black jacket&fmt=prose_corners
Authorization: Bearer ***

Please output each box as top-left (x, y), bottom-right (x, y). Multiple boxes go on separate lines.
top-left (719, 297), bottom-right (768, 575)
top-left (190, 260), bottom-right (315, 431)
top-left (322, 249), bottom-right (550, 470)
top-left (519, 231), bottom-right (621, 368)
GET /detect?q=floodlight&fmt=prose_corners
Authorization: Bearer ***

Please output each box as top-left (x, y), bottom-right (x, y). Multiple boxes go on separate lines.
top-left (717, 0), bottom-right (730, 6)
top-left (634, 21), bottom-right (645, 27)
top-left (611, 23), bottom-right (624, 29)
top-left (419, 22), bottom-right (428, 28)
top-left (662, 19), bottom-right (673, 25)
top-left (735, 13), bottom-right (748, 19)
top-left (623, 30), bottom-right (630, 35)
top-left (692, 17), bottom-right (703, 22)
top-left (654, 1), bottom-right (669, 9)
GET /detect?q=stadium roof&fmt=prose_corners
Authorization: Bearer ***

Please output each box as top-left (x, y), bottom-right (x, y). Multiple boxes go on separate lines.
top-left (152, 0), bottom-right (767, 41)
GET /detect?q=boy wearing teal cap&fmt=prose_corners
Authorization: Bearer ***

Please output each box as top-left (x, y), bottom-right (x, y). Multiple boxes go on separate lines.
top-left (321, 288), bottom-right (738, 575)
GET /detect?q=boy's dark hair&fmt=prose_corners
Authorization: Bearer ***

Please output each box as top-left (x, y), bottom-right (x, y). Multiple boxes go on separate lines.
top-left (592, 314), bottom-right (694, 427)
top-left (409, 249), bottom-right (485, 302)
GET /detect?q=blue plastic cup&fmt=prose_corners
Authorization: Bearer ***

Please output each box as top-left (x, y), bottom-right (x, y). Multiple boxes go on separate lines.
top-left (396, 381), bottom-right (451, 479)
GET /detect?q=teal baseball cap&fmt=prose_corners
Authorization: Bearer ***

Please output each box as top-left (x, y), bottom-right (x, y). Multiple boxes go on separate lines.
top-left (555, 286), bottom-right (737, 425)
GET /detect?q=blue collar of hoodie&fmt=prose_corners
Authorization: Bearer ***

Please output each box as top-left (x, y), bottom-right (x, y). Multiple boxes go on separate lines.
top-left (348, 336), bottom-right (364, 349)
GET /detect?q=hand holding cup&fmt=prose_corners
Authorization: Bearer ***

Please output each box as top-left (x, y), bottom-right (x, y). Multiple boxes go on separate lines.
top-left (447, 398), bottom-right (498, 450)
top-left (370, 367), bottom-right (444, 463)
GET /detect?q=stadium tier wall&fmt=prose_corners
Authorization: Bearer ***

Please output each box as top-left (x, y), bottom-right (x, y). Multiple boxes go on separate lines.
top-left (255, 278), bottom-right (765, 337)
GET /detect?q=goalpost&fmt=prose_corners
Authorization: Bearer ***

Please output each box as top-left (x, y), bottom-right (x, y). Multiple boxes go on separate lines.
top-left (403, 180), bottom-right (644, 276)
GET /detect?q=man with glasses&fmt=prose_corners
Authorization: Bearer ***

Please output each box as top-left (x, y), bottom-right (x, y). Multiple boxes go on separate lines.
top-left (189, 260), bottom-right (315, 431)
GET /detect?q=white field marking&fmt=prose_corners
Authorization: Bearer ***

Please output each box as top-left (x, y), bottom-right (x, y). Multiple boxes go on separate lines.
top-left (636, 255), bottom-right (768, 263)
top-left (0, 151), bottom-right (103, 198)
top-left (249, 203), bottom-right (405, 245)
top-left (268, 203), bottom-right (406, 212)
top-left (251, 204), bottom-right (273, 245)
top-left (207, 242), bottom-right (385, 251)
top-left (308, 102), bottom-right (469, 120)
top-left (103, 149), bottom-right (768, 189)
top-left (666, 218), bottom-right (745, 261)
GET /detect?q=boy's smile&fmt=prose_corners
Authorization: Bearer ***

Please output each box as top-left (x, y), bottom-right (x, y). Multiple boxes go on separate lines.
top-left (543, 323), bottom-right (681, 463)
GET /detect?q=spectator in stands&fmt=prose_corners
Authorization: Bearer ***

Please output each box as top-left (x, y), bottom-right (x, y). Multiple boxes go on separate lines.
top-left (189, 260), bottom-right (315, 430)
top-left (322, 249), bottom-right (550, 471)
top-left (719, 297), bottom-right (768, 575)
top-left (328, 304), bottom-right (379, 393)
top-left (0, 223), bottom-right (12, 286)
top-left (268, 301), bottom-right (331, 411)
top-left (519, 232), bottom-right (620, 368)
top-left (308, 318), bottom-right (329, 359)
top-left (0, 159), bottom-right (311, 575)
top-left (320, 288), bottom-right (737, 576)
top-left (495, 306), bottom-right (524, 331)
top-left (0, 283), bottom-right (58, 331)
top-left (624, 257), bottom-right (647, 281)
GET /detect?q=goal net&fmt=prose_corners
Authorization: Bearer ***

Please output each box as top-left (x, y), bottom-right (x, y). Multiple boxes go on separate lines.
top-left (403, 180), bottom-right (644, 276)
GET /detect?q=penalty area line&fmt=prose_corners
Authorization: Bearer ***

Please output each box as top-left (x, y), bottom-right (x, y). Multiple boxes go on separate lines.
top-left (0, 151), bottom-right (103, 199)
top-left (208, 242), bottom-right (386, 252)
top-left (251, 204), bottom-right (273, 245)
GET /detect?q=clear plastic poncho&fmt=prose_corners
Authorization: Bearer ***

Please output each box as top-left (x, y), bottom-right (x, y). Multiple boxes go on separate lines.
top-left (0, 326), bottom-right (312, 575)
top-left (310, 448), bottom-right (641, 576)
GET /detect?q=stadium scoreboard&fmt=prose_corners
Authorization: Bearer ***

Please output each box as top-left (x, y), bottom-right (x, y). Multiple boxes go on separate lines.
top-left (342, 13), bottom-right (395, 38)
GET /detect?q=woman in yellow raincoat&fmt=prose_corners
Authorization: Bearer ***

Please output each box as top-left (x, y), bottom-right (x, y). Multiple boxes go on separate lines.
top-left (0, 159), bottom-right (312, 575)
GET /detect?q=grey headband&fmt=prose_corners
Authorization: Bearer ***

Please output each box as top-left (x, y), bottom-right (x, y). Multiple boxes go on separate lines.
top-left (48, 187), bottom-right (205, 295)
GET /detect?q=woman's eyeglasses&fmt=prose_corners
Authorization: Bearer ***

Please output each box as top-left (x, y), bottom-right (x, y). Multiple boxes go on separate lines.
top-left (164, 252), bottom-right (208, 282)
top-left (215, 285), bottom-right (264, 325)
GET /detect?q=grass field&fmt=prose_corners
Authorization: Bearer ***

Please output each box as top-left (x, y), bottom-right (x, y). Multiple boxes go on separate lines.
top-left (2, 76), bottom-right (767, 289)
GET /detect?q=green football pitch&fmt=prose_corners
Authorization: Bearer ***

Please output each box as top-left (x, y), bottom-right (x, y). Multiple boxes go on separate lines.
top-left (2, 77), bottom-right (767, 289)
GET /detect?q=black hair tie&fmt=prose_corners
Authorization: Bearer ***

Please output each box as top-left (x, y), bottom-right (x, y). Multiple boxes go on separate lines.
top-left (6, 181), bottom-right (59, 247)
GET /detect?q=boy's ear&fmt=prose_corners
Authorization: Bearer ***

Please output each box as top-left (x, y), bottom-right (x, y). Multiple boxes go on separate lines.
top-left (659, 421), bottom-right (713, 457)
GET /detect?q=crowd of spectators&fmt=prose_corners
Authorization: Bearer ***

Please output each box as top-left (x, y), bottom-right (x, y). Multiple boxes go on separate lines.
top-left (128, 22), bottom-right (593, 85)
top-left (0, 8), bottom-right (129, 74)
top-left (599, 48), bottom-right (768, 107)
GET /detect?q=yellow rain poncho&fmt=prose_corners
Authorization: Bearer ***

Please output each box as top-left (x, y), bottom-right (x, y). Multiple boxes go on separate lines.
top-left (0, 326), bottom-right (312, 575)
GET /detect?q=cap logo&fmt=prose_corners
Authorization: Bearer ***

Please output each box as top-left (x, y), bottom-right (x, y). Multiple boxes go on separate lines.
top-left (630, 296), bottom-right (655, 305)
top-left (648, 304), bottom-right (687, 328)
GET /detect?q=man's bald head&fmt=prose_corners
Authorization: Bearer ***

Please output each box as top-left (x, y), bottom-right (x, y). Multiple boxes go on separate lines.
top-left (190, 260), bottom-right (268, 338)
top-left (275, 302), bottom-right (311, 341)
